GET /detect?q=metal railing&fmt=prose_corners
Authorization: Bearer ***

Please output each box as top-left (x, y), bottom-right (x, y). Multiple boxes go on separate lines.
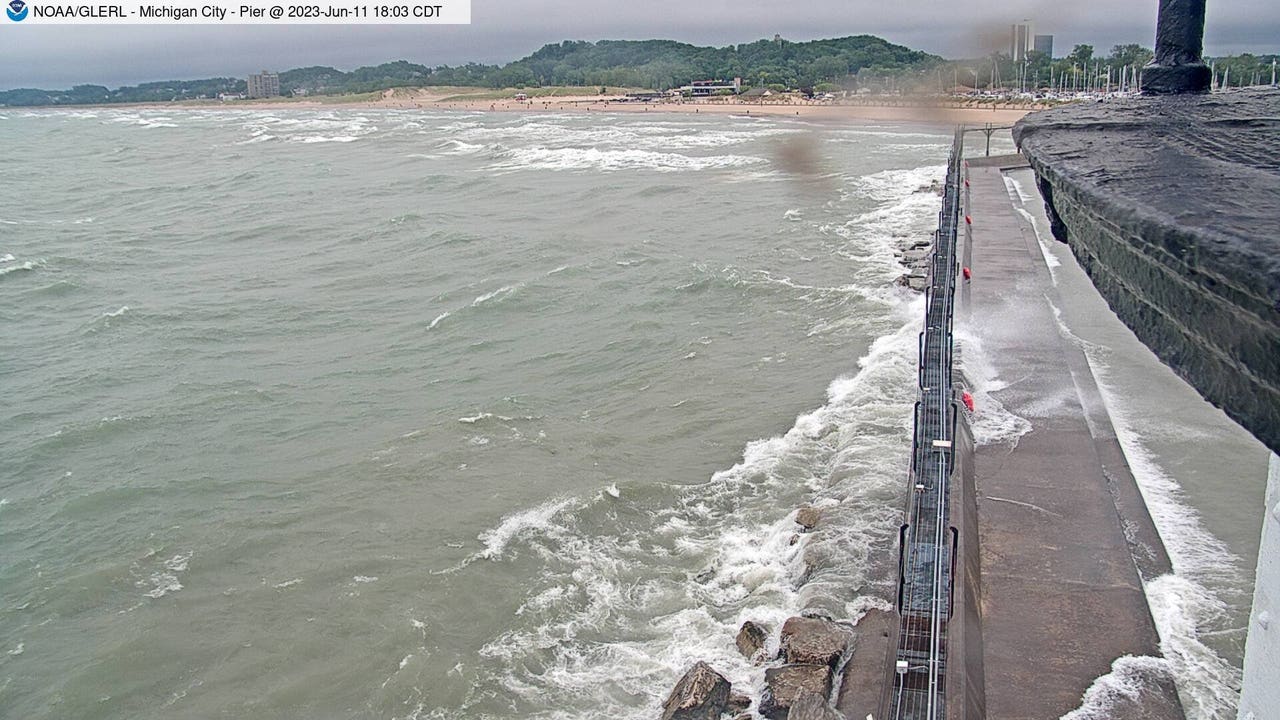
top-left (888, 128), bottom-right (964, 720)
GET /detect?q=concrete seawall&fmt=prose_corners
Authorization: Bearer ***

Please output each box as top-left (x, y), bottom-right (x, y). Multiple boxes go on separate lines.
top-left (957, 154), bottom-right (1183, 719)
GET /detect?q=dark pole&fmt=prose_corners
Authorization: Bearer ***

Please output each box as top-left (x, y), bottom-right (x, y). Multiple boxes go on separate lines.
top-left (1141, 0), bottom-right (1211, 93)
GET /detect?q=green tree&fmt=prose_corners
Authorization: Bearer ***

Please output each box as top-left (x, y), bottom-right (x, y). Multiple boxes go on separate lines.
top-left (1066, 44), bottom-right (1094, 66)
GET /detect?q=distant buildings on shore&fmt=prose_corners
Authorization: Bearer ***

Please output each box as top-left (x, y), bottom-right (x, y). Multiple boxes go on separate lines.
top-left (1012, 23), bottom-right (1032, 61)
top-left (1012, 21), bottom-right (1053, 61)
top-left (1034, 34), bottom-right (1053, 59)
top-left (247, 71), bottom-right (280, 99)
top-left (680, 77), bottom-right (742, 96)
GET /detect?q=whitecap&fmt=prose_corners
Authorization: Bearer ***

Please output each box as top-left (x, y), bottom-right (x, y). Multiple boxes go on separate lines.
top-left (140, 551), bottom-right (193, 599)
top-left (1060, 655), bottom-right (1172, 719)
top-left (427, 311), bottom-right (451, 330)
top-left (470, 284), bottom-right (519, 307)
top-left (476, 497), bottom-right (578, 560)
top-left (0, 260), bottom-right (38, 277)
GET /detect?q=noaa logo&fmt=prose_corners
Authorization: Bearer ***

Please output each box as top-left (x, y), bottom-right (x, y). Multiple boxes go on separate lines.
top-left (6, 0), bottom-right (28, 20)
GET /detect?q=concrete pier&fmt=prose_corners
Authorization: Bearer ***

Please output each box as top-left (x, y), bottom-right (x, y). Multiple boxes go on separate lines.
top-left (958, 155), bottom-right (1184, 719)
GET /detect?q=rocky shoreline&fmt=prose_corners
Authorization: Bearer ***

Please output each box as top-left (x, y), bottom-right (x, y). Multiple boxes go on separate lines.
top-left (895, 181), bottom-right (945, 292)
top-left (659, 505), bottom-right (897, 720)
top-left (657, 179), bottom-right (946, 719)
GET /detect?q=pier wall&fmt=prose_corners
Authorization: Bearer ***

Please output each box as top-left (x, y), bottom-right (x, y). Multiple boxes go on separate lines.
top-left (1012, 89), bottom-right (1280, 456)
top-left (945, 412), bottom-right (985, 720)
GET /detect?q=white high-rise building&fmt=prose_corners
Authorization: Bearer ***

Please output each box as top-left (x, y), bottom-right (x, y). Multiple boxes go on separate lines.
top-left (1011, 22), bottom-right (1032, 62)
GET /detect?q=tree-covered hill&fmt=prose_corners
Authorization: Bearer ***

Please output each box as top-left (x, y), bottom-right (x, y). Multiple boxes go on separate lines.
top-left (0, 34), bottom-right (939, 106)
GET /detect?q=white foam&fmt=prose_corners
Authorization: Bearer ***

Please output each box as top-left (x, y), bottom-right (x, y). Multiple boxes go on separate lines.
top-left (273, 578), bottom-right (302, 589)
top-left (1006, 174), bottom-right (1036, 204)
top-left (471, 284), bottom-right (519, 307)
top-left (953, 328), bottom-right (1033, 446)
top-left (1082, 332), bottom-right (1245, 718)
top-left (1060, 655), bottom-right (1172, 719)
top-left (0, 260), bottom-right (37, 276)
top-left (0, 254), bottom-right (14, 263)
top-left (296, 135), bottom-right (360, 144)
top-left (141, 551), bottom-right (193, 599)
top-left (408, 147), bottom-right (946, 715)
top-left (104, 306), bottom-right (130, 318)
top-left (476, 497), bottom-right (579, 560)
top-left (353, 575), bottom-right (378, 583)
top-left (489, 146), bottom-right (766, 173)
top-left (427, 311), bottom-right (451, 330)
top-left (7, 643), bottom-right (23, 656)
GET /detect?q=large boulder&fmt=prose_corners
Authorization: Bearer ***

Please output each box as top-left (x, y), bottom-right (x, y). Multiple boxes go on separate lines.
top-left (759, 664), bottom-right (833, 720)
top-left (660, 662), bottom-right (731, 720)
top-left (779, 616), bottom-right (851, 669)
top-left (786, 691), bottom-right (843, 720)
top-left (794, 506), bottom-right (822, 531)
top-left (735, 621), bottom-right (769, 660)
top-left (727, 692), bottom-right (752, 713)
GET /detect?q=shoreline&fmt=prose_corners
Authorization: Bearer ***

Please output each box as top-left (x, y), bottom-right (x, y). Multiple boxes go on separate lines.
top-left (10, 90), bottom-right (1037, 125)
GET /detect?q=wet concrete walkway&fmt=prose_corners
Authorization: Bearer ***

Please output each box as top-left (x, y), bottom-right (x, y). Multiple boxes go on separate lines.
top-left (959, 157), bottom-right (1183, 719)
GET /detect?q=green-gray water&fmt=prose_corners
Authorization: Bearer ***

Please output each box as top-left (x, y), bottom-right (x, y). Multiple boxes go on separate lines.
top-left (0, 109), bottom-right (1262, 720)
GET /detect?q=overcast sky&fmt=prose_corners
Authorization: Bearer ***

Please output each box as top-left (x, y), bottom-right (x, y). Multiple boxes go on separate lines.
top-left (0, 0), bottom-right (1275, 90)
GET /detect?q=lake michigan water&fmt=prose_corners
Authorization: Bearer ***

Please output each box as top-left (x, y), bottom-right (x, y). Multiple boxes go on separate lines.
top-left (0, 108), bottom-right (1265, 720)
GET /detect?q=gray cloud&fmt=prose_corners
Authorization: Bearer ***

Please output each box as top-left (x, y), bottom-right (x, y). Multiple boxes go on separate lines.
top-left (0, 0), bottom-right (1275, 90)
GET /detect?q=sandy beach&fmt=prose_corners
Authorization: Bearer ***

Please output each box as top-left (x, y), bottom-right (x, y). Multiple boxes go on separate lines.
top-left (187, 87), bottom-right (1038, 125)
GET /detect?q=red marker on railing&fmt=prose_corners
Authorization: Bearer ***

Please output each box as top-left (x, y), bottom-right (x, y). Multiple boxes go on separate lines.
top-left (965, 215), bottom-right (972, 225)
top-left (961, 391), bottom-right (975, 412)
top-left (962, 267), bottom-right (972, 280)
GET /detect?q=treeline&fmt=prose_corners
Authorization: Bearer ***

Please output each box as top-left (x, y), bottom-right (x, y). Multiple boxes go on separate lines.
top-left (0, 35), bottom-right (938, 106)
top-left (3, 37), bottom-right (1273, 107)
top-left (0, 77), bottom-right (246, 106)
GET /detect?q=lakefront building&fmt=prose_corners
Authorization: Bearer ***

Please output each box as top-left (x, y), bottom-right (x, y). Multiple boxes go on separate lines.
top-left (1034, 34), bottom-right (1054, 59)
top-left (247, 71), bottom-right (281, 99)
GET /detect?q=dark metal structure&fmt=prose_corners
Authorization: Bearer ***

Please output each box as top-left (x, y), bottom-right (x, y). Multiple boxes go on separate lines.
top-left (1141, 0), bottom-right (1211, 93)
top-left (887, 129), bottom-right (963, 720)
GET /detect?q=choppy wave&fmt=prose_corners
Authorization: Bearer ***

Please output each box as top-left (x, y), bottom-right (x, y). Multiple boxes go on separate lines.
top-left (139, 551), bottom-right (193, 599)
top-left (488, 146), bottom-right (766, 173)
top-left (0, 258), bottom-right (40, 277)
top-left (1060, 655), bottom-right (1174, 720)
top-left (954, 327), bottom-right (1034, 446)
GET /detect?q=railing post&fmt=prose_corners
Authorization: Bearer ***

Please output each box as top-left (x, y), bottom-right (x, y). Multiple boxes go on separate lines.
top-left (1141, 0), bottom-right (1211, 94)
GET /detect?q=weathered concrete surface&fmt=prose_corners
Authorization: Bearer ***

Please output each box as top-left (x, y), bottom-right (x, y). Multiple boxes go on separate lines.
top-left (834, 608), bottom-right (897, 718)
top-left (945, 413), bottom-right (986, 720)
top-left (961, 163), bottom-right (1183, 719)
top-left (1013, 88), bottom-right (1280, 455)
